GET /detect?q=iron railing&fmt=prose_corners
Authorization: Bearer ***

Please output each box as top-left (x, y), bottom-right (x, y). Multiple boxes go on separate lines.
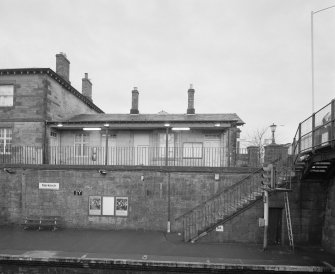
top-left (0, 146), bottom-right (257, 168)
top-left (292, 99), bottom-right (335, 163)
top-left (175, 158), bottom-right (293, 242)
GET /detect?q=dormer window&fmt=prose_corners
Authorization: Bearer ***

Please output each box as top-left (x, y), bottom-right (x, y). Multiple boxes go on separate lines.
top-left (0, 85), bottom-right (14, 107)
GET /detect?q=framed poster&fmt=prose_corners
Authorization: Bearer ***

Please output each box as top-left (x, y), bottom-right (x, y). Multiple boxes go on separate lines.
top-left (115, 197), bottom-right (128, 216)
top-left (89, 196), bottom-right (102, 215)
top-left (102, 196), bottom-right (115, 216)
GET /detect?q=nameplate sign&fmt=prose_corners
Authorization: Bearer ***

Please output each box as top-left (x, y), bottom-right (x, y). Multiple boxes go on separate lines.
top-left (39, 183), bottom-right (59, 190)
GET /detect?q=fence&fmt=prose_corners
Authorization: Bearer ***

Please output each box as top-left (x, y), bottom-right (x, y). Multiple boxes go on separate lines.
top-left (0, 146), bottom-right (259, 168)
top-left (292, 99), bottom-right (335, 162)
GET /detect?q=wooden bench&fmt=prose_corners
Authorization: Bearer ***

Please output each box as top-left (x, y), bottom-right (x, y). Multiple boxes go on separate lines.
top-left (22, 216), bottom-right (62, 231)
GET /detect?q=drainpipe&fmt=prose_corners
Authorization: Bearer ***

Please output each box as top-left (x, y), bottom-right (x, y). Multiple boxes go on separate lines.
top-left (43, 121), bottom-right (48, 164)
top-left (166, 126), bottom-right (171, 233)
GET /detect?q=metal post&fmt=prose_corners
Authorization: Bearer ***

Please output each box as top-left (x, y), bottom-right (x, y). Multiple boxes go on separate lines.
top-left (105, 128), bottom-right (109, 165)
top-left (298, 123), bottom-right (302, 155)
top-left (166, 127), bottom-right (170, 233)
top-left (165, 127), bottom-right (169, 166)
top-left (311, 11), bottom-right (315, 114)
top-left (331, 99), bottom-right (335, 148)
top-left (312, 114), bottom-right (315, 152)
top-left (263, 190), bottom-right (269, 251)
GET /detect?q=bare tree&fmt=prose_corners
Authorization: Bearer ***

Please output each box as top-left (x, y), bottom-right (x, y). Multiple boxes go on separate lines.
top-left (247, 126), bottom-right (269, 164)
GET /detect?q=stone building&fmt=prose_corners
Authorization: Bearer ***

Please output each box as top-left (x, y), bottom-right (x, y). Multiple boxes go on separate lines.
top-left (0, 53), bottom-right (244, 167)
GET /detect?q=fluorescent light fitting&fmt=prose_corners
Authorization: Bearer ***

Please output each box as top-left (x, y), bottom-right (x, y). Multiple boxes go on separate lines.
top-left (57, 123), bottom-right (63, 127)
top-left (83, 127), bottom-right (101, 131)
top-left (103, 123), bottom-right (110, 127)
top-left (214, 123), bottom-right (221, 127)
top-left (172, 127), bottom-right (190, 131)
top-left (164, 123), bottom-right (170, 127)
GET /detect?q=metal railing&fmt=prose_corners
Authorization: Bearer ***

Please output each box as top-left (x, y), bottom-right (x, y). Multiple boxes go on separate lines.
top-left (177, 168), bottom-right (263, 242)
top-left (292, 99), bottom-right (335, 163)
top-left (175, 157), bottom-right (293, 242)
top-left (0, 146), bottom-right (43, 164)
top-left (0, 146), bottom-right (258, 168)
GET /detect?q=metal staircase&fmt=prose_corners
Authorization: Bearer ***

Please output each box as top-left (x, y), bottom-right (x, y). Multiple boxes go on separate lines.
top-left (176, 169), bottom-right (265, 242)
top-left (176, 164), bottom-right (293, 243)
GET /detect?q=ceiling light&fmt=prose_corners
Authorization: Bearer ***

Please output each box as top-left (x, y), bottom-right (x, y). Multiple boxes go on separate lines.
top-left (83, 128), bottom-right (101, 131)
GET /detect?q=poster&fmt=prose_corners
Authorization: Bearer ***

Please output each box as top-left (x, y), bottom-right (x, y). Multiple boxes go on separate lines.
top-left (89, 196), bottom-right (102, 215)
top-left (115, 197), bottom-right (128, 216)
top-left (102, 196), bottom-right (115, 216)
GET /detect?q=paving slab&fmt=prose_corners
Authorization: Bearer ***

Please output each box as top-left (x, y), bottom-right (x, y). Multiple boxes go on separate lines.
top-left (0, 226), bottom-right (334, 272)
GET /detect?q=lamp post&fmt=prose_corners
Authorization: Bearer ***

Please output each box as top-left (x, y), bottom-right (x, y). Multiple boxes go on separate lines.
top-left (311, 5), bottom-right (335, 114)
top-left (270, 123), bottom-right (277, 144)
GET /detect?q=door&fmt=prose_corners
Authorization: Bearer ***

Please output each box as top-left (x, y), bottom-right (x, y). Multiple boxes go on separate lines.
top-left (268, 208), bottom-right (283, 245)
top-left (134, 133), bottom-right (150, 165)
top-left (50, 131), bottom-right (60, 164)
top-left (204, 134), bottom-right (221, 167)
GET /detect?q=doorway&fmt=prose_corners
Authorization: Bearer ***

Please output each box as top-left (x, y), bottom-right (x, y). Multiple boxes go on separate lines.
top-left (268, 208), bottom-right (283, 245)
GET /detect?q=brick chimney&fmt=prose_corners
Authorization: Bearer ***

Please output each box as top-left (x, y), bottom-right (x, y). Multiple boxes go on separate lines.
top-left (82, 73), bottom-right (92, 101)
top-left (187, 84), bottom-right (195, 114)
top-left (130, 87), bottom-right (139, 114)
top-left (55, 52), bottom-right (70, 83)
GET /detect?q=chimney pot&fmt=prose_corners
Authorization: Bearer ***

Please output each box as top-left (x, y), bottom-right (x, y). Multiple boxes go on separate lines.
top-left (55, 52), bottom-right (70, 83)
top-left (82, 73), bottom-right (92, 101)
top-left (187, 84), bottom-right (195, 114)
top-left (130, 87), bottom-right (139, 114)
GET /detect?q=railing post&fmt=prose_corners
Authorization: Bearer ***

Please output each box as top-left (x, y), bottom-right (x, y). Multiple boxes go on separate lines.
top-left (331, 99), bottom-right (335, 148)
top-left (298, 123), bottom-right (302, 155)
top-left (312, 114), bottom-right (315, 152)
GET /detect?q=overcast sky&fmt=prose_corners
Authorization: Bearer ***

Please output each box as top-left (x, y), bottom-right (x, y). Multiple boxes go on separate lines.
top-left (1, 0), bottom-right (335, 146)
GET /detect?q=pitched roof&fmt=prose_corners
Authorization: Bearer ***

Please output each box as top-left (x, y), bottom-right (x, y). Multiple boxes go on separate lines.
top-left (0, 68), bottom-right (104, 113)
top-left (66, 113), bottom-right (244, 125)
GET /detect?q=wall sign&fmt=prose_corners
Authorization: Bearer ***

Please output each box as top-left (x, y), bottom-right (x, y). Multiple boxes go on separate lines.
top-left (39, 182), bottom-right (59, 190)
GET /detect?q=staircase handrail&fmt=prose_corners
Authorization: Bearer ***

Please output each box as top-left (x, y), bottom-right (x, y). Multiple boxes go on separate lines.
top-left (175, 157), bottom-right (285, 222)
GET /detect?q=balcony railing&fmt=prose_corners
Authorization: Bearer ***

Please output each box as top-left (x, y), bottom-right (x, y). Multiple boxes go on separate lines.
top-left (0, 146), bottom-right (257, 168)
top-left (292, 99), bottom-right (335, 162)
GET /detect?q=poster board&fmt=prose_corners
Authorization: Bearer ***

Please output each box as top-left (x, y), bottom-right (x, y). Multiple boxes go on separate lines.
top-left (115, 197), bottom-right (128, 216)
top-left (89, 196), bottom-right (102, 215)
top-left (102, 196), bottom-right (115, 216)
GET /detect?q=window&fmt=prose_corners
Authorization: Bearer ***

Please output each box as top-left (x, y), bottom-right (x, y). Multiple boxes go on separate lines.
top-left (0, 128), bottom-right (12, 154)
top-left (159, 133), bottom-right (174, 158)
top-left (74, 133), bottom-right (89, 157)
top-left (0, 85), bottom-right (14, 107)
top-left (183, 142), bottom-right (203, 158)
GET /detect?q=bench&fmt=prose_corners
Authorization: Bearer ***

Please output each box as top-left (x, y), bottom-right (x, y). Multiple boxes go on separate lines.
top-left (22, 216), bottom-right (62, 231)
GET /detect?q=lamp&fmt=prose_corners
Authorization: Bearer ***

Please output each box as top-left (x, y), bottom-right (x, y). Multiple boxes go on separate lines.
top-left (57, 122), bottom-right (63, 127)
top-left (270, 123), bottom-right (277, 144)
top-left (83, 128), bottom-right (101, 131)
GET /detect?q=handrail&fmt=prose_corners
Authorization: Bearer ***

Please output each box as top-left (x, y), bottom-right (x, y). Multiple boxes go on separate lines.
top-left (292, 99), bottom-right (335, 163)
top-left (175, 156), bottom-right (284, 221)
top-left (175, 166), bottom-right (263, 221)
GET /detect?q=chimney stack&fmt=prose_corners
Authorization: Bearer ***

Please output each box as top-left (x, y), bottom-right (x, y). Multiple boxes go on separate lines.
top-left (130, 87), bottom-right (139, 114)
top-left (187, 84), bottom-right (195, 114)
top-left (82, 73), bottom-right (92, 101)
top-left (55, 52), bottom-right (70, 83)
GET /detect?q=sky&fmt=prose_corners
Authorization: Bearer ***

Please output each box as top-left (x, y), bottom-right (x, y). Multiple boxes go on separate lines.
top-left (1, 0), bottom-right (335, 146)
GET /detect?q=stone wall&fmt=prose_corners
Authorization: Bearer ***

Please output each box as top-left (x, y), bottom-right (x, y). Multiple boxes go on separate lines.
top-left (323, 178), bottom-right (335, 253)
top-left (0, 166), bottom-right (251, 231)
top-left (0, 166), bottom-right (330, 247)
